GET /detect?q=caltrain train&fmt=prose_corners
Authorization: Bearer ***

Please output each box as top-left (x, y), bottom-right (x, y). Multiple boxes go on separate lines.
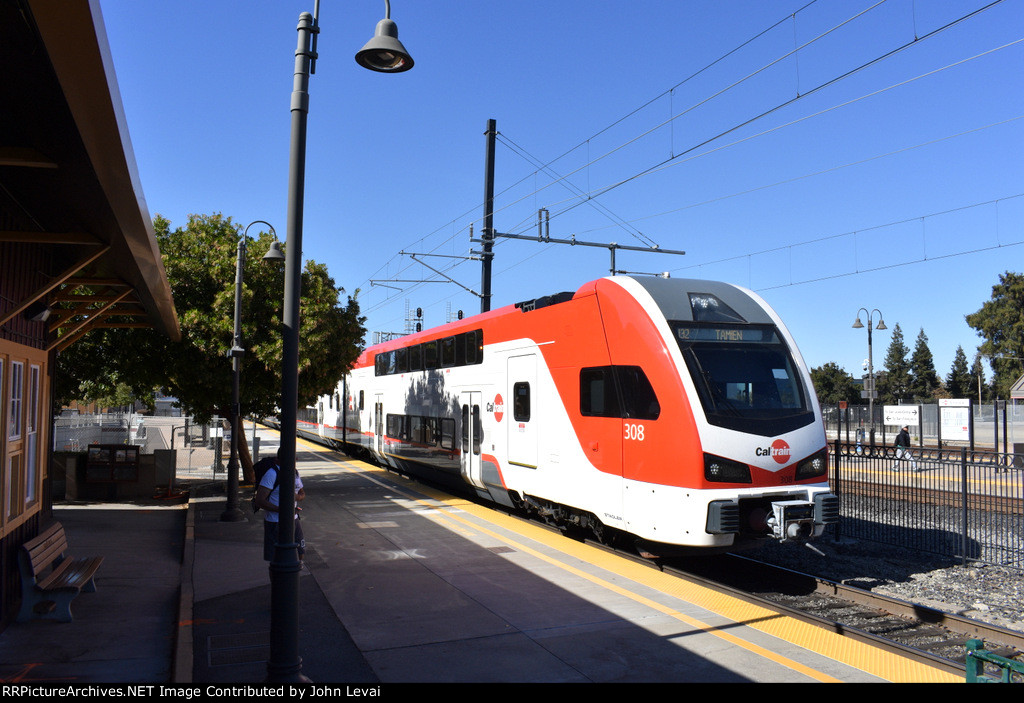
top-left (299, 275), bottom-right (838, 555)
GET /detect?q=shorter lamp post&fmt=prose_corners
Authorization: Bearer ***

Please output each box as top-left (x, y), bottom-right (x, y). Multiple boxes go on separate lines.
top-left (221, 220), bottom-right (284, 522)
top-left (852, 308), bottom-right (886, 446)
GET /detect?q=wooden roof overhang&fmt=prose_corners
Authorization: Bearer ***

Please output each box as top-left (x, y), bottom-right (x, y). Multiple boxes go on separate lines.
top-left (0, 0), bottom-right (179, 350)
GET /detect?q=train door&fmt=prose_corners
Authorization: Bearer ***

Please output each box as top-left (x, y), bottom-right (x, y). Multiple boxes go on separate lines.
top-left (460, 391), bottom-right (484, 488)
top-left (507, 355), bottom-right (538, 469)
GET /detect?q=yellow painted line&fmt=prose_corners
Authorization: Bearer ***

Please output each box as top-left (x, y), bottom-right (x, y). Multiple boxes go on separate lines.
top-left (305, 450), bottom-right (960, 684)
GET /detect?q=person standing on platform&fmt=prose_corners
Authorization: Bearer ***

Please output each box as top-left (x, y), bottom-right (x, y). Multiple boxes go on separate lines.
top-left (253, 450), bottom-right (306, 562)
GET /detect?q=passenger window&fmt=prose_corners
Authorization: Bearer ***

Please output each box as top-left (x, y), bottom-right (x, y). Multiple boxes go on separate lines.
top-left (472, 405), bottom-right (482, 455)
top-left (513, 382), bottom-right (530, 422)
top-left (617, 366), bottom-right (660, 420)
top-left (424, 341), bottom-right (439, 370)
top-left (580, 367), bottom-right (619, 418)
top-left (579, 366), bottom-right (658, 419)
top-left (409, 344), bottom-right (423, 371)
top-left (440, 418), bottom-right (456, 450)
top-left (441, 337), bottom-right (456, 367)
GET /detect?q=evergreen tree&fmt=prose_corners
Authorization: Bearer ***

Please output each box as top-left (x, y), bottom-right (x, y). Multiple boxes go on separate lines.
top-left (878, 322), bottom-right (911, 403)
top-left (909, 328), bottom-right (940, 400)
top-left (945, 346), bottom-right (973, 398)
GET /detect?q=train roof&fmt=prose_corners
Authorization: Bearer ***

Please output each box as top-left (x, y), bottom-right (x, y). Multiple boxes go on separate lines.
top-left (359, 275), bottom-right (774, 361)
top-left (624, 276), bottom-right (775, 325)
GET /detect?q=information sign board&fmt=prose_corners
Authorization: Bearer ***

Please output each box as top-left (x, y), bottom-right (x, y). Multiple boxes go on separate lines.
top-left (883, 405), bottom-right (919, 427)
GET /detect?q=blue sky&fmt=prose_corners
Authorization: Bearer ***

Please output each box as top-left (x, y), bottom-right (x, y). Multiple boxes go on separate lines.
top-left (99, 0), bottom-right (1024, 388)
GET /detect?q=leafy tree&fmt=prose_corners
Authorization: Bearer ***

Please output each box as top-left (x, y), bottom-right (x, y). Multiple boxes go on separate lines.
top-left (945, 346), bottom-right (973, 399)
top-left (55, 213), bottom-right (365, 477)
top-left (810, 362), bottom-right (860, 404)
top-left (966, 271), bottom-right (1024, 399)
top-left (877, 322), bottom-right (911, 403)
top-left (909, 328), bottom-right (940, 401)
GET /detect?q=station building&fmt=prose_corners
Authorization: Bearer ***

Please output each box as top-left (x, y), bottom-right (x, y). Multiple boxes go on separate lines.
top-left (0, 0), bottom-right (179, 626)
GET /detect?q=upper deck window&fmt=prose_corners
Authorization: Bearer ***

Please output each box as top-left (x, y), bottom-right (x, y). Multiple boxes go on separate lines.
top-left (375, 329), bottom-right (484, 376)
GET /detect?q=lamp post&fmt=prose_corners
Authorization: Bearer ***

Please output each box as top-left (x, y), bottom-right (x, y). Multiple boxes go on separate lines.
top-left (269, 0), bottom-right (414, 683)
top-left (852, 308), bottom-right (887, 443)
top-left (221, 221), bottom-right (282, 523)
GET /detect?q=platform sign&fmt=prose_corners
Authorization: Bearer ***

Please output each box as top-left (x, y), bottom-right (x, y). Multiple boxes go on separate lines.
top-left (940, 398), bottom-right (970, 441)
top-left (883, 405), bottom-right (919, 427)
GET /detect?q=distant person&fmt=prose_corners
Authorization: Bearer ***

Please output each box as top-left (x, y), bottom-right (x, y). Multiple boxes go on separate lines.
top-left (253, 449), bottom-right (306, 563)
top-left (893, 425), bottom-right (918, 472)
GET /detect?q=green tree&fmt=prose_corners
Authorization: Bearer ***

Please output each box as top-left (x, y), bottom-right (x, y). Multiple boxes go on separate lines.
top-left (966, 271), bottom-right (1024, 399)
top-left (877, 322), bottom-right (911, 403)
top-left (909, 328), bottom-right (940, 401)
top-left (945, 346), bottom-right (973, 399)
top-left (55, 213), bottom-right (365, 476)
top-left (810, 362), bottom-right (860, 405)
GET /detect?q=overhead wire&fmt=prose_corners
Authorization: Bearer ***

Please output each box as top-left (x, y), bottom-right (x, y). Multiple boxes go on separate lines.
top-left (360, 0), bottom-right (1012, 332)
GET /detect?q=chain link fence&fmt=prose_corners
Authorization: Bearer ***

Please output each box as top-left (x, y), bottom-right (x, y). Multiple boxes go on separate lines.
top-left (53, 413), bottom-right (235, 480)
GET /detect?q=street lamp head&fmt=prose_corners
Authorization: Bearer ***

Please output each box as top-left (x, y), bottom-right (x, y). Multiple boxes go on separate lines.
top-left (263, 240), bottom-right (286, 263)
top-left (875, 318), bottom-right (887, 331)
top-left (355, 18), bottom-right (414, 72)
top-left (852, 317), bottom-right (864, 329)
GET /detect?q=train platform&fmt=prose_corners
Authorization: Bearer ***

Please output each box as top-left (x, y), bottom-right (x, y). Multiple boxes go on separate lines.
top-left (0, 436), bottom-right (964, 685)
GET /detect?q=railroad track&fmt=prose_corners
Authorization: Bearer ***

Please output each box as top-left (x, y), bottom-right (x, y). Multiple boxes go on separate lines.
top-left (836, 477), bottom-right (1023, 514)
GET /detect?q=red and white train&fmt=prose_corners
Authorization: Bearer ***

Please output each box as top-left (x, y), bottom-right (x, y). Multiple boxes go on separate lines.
top-left (301, 275), bottom-right (838, 554)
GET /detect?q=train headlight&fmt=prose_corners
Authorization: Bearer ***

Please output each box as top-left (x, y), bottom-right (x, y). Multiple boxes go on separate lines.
top-left (794, 449), bottom-right (828, 480)
top-left (703, 453), bottom-right (751, 483)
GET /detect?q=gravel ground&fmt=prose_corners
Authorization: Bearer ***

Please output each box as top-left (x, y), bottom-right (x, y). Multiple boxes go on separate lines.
top-left (753, 536), bottom-right (1024, 634)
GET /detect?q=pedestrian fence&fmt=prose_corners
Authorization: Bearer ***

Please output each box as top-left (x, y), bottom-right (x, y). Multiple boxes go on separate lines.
top-left (53, 413), bottom-right (267, 480)
top-left (830, 439), bottom-right (1024, 571)
top-left (823, 401), bottom-right (1024, 453)
top-left (966, 640), bottom-right (1024, 683)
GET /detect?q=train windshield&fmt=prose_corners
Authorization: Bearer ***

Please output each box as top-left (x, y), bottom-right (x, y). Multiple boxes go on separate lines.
top-left (671, 322), bottom-right (814, 436)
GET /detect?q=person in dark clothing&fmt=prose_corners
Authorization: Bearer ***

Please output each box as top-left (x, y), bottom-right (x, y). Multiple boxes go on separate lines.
top-left (893, 425), bottom-right (918, 472)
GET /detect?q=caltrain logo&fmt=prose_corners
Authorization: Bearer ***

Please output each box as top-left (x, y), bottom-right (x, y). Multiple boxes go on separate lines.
top-left (755, 439), bottom-right (791, 465)
top-left (490, 394), bottom-right (504, 422)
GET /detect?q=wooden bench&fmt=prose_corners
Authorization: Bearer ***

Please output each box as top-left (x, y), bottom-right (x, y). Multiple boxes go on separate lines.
top-left (17, 522), bottom-right (103, 623)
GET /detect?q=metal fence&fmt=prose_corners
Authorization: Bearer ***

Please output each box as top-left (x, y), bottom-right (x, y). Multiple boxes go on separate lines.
top-left (831, 440), bottom-right (1024, 570)
top-left (53, 412), bottom-right (272, 479)
top-left (54, 413), bottom-right (225, 477)
top-left (823, 401), bottom-right (1024, 452)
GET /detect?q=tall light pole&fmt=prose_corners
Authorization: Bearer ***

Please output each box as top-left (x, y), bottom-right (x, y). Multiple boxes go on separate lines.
top-left (221, 220), bottom-right (282, 523)
top-left (852, 308), bottom-right (887, 443)
top-left (270, 0), bottom-right (414, 683)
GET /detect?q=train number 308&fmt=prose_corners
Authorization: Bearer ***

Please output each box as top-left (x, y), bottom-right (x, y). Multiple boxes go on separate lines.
top-left (624, 423), bottom-right (645, 441)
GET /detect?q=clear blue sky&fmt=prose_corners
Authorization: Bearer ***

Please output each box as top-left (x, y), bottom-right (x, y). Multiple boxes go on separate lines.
top-left (99, 0), bottom-right (1024, 388)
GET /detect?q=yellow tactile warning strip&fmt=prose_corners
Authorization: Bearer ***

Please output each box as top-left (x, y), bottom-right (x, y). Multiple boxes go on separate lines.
top-left (295, 438), bottom-right (961, 683)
